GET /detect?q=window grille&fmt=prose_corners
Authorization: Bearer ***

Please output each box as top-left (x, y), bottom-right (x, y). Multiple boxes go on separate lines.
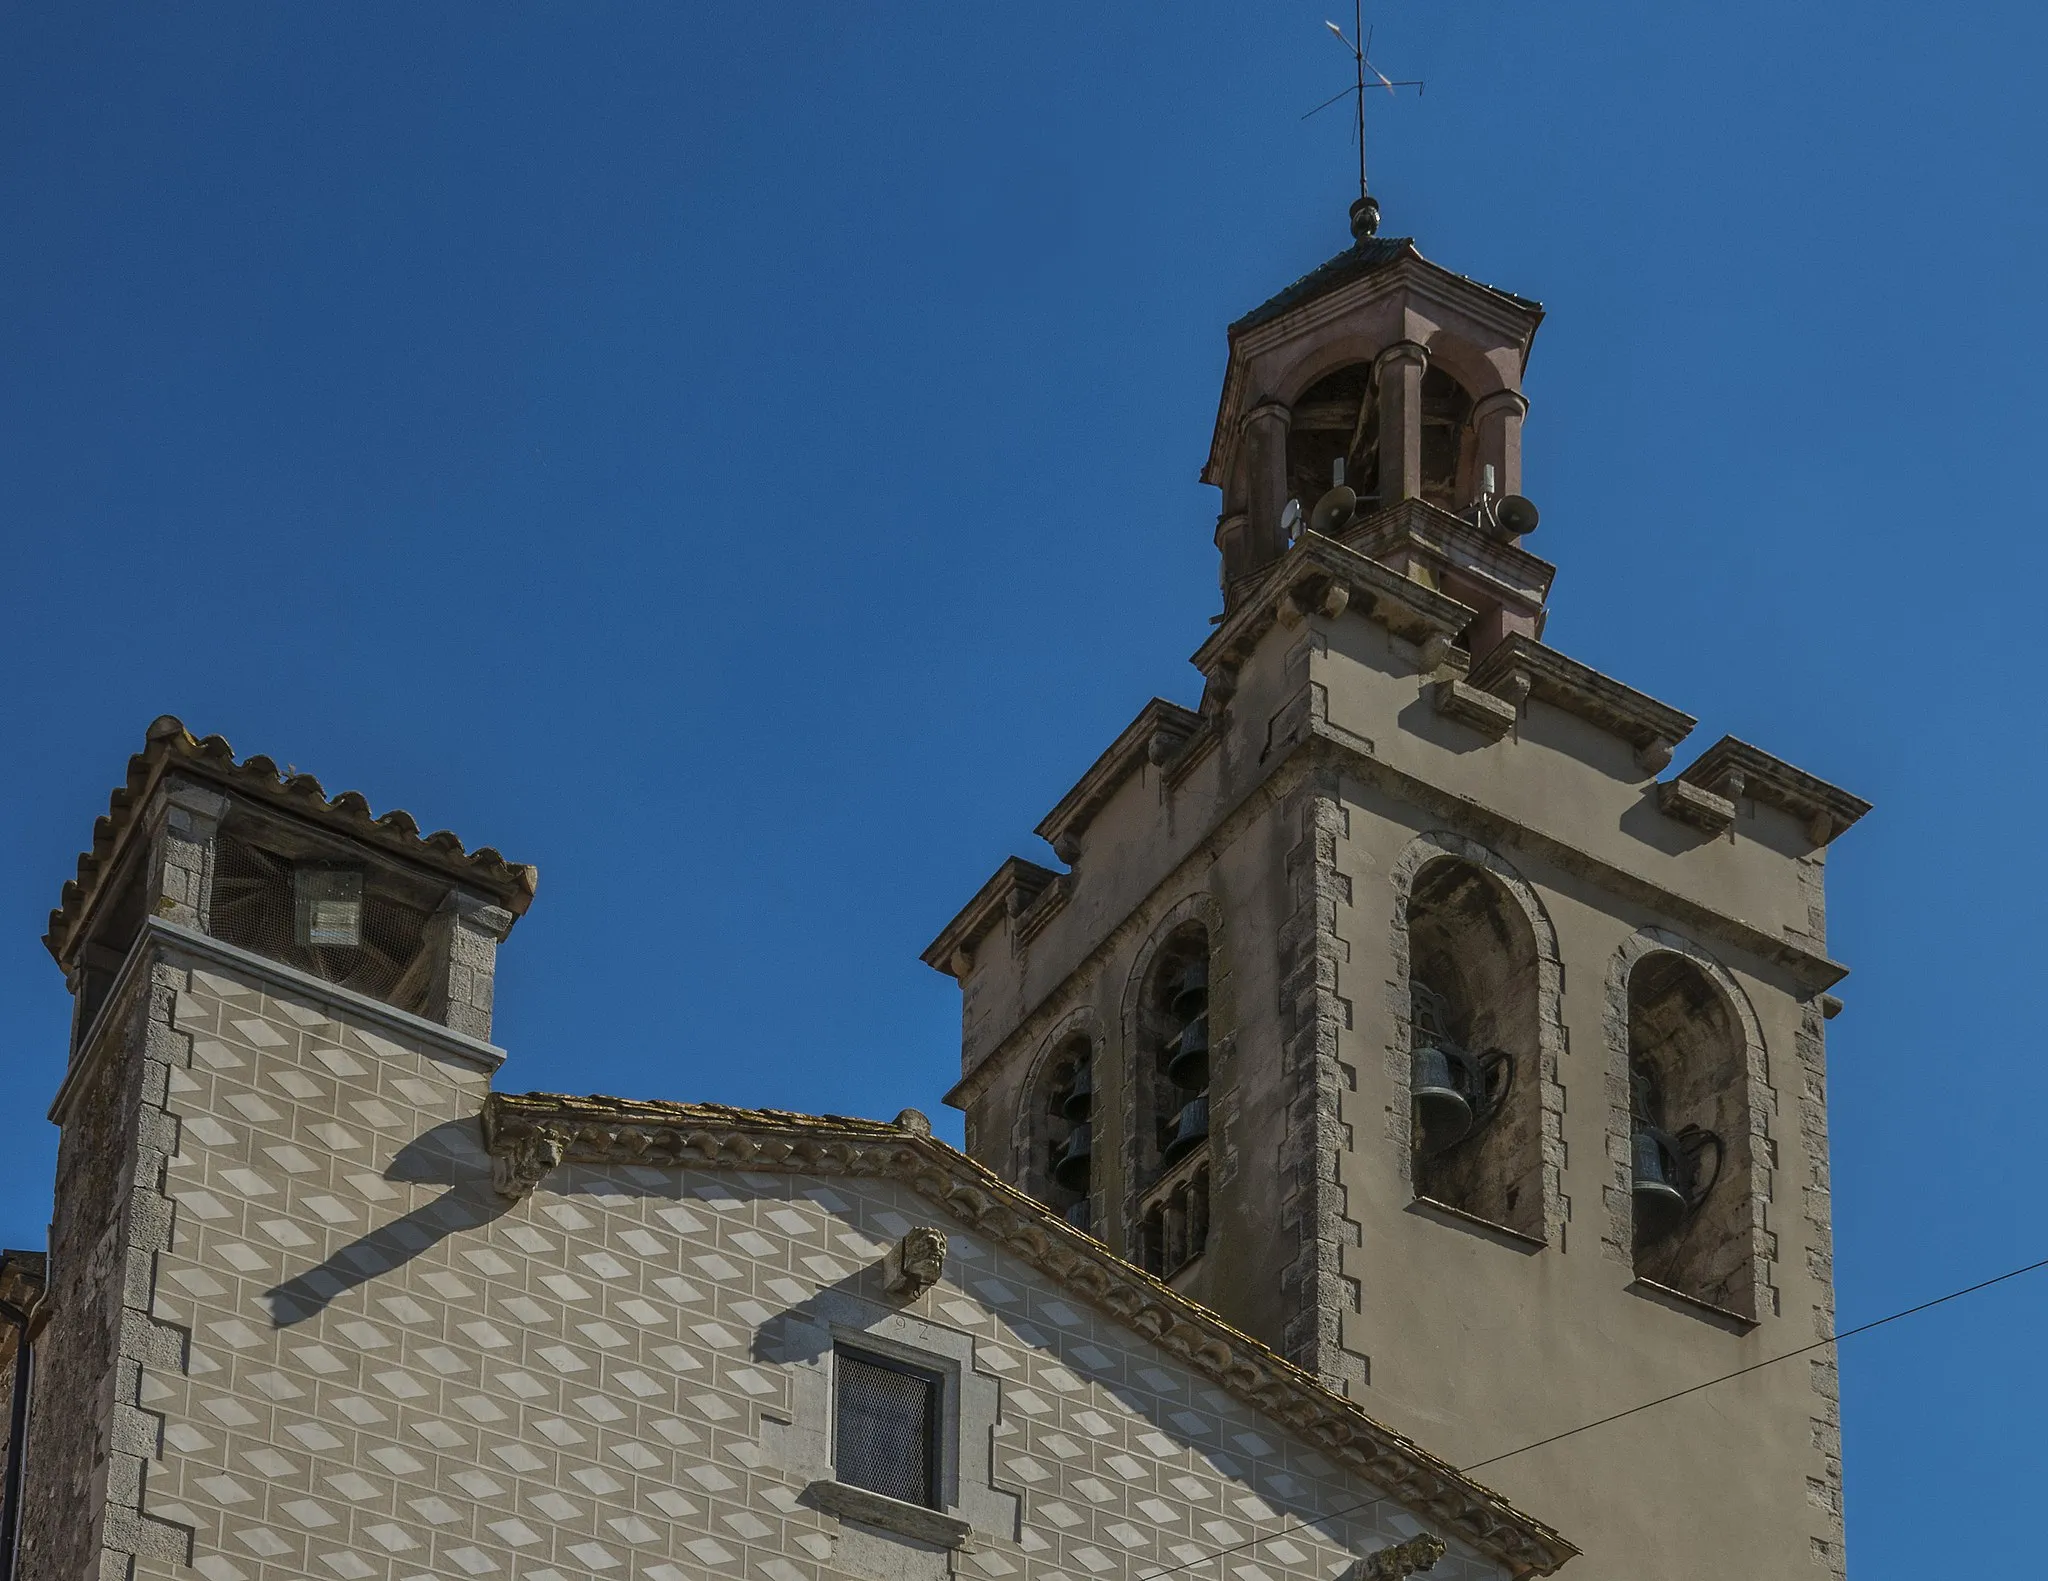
top-left (834, 1350), bottom-right (942, 1508)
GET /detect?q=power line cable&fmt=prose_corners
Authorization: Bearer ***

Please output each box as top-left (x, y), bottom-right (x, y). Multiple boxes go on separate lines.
top-left (1137, 1251), bottom-right (2048, 1580)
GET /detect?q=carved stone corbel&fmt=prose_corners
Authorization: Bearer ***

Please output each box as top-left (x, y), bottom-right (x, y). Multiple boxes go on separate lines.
top-left (1433, 678), bottom-right (1517, 741)
top-left (1356, 1532), bottom-right (1446, 1580)
top-left (1635, 736), bottom-right (1675, 775)
top-left (882, 1226), bottom-right (948, 1299)
top-left (491, 1123), bottom-right (569, 1200)
top-left (1657, 779), bottom-right (1736, 835)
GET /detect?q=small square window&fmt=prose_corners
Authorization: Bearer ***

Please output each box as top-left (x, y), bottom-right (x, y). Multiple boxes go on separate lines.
top-left (834, 1348), bottom-right (942, 1509)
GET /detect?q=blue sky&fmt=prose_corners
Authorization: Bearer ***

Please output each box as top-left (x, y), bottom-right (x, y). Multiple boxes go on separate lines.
top-left (2, 2), bottom-right (2042, 1570)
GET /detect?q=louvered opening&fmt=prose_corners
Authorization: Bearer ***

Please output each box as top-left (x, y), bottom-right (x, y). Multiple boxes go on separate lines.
top-left (209, 826), bottom-right (434, 1013)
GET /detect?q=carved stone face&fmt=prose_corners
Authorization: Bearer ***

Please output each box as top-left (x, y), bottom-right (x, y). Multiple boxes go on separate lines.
top-left (901, 1226), bottom-right (947, 1285)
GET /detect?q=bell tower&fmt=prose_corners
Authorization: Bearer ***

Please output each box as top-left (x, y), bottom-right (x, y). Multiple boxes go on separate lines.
top-left (925, 199), bottom-right (1869, 1581)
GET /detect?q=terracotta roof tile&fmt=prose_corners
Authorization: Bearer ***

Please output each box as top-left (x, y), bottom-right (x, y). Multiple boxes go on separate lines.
top-left (45, 716), bottom-right (537, 965)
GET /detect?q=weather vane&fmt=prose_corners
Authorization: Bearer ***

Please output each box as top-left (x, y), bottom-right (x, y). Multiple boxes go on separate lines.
top-left (1303, 2), bottom-right (1423, 233)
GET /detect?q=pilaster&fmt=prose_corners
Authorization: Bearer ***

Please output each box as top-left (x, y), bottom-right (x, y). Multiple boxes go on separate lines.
top-left (422, 891), bottom-right (515, 1041)
top-left (1275, 774), bottom-right (1365, 1395)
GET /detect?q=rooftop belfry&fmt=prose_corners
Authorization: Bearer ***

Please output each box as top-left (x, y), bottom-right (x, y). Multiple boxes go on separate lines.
top-left (927, 186), bottom-right (1870, 1581)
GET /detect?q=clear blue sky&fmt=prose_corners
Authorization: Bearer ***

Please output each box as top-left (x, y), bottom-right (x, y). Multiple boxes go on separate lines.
top-left (2, 2), bottom-right (2040, 1570)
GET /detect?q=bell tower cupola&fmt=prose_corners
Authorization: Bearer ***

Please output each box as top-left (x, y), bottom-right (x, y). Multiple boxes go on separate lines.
top-left (1205, 200), bottom-right (1551, 661)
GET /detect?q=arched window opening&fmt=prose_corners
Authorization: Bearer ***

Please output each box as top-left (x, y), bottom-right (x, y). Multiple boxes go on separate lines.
top-left (1036, 1037), bottom-right (1095, 1235)
top-left (1627, 954), bottom-right (1749, 1314)
top-left (1286, 364), bottom-right (1380, 526)
top-left (1419, 365), bottom-right (1474, 508)
top-left (1133, 924), bottom-right (1214, 1277)
top-left (1405, 858), bottom-right (1543, 1239)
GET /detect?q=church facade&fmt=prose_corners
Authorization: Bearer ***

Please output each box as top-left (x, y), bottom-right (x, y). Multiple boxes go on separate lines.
top-left (924, 194), bottom-right (1866, 1581)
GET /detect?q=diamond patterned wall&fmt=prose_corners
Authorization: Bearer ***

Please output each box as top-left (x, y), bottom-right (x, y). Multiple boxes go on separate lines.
top-left (131, 952), bottom-right (1502, 1581)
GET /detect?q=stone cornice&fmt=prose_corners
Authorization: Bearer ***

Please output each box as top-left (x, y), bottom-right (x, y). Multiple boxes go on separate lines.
top-left (1342, 500), bottom-right (1557, 618)
top-left (1467, 635), bottom-right (1697, 772)
top-left (1678, 736), bottom-right (1872, 846)
top-left (479, 1092), bottom-right (1577, 1579)
top-left (50, 918), bottom-right (506, 1126)
top-left (920, 857), bottom-right (1061, 979)
top-left (1191, 532), bottom-right (1475, 682)
top-left (1034, 699), bottom-right (1203, 861)
top-left (943, 707), bottom-right (1850, 1113)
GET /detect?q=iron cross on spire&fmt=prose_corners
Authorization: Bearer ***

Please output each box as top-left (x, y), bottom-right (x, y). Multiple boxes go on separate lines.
top-left (1303, 2), bottom-right (1423, 235)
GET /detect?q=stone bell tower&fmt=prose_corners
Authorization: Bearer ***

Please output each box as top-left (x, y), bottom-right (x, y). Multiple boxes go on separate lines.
top-left (925, 199), bottom-right (1869, 1580)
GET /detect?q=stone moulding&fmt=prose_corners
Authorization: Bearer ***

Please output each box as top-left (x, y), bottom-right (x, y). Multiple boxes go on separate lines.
top-left (51, 919), bottom-right (508, 1126)
top-left (1432, 678), bottom-right (1519, 741)
top-left (1035, 698), bottom-right (1203, 861)
top-left (1657, 778), bottom-right (1737, 835)
top-left (1192, 531), bottom-right (1477, 687)
top-left (479, 1091), bottom-right (1578, 1579)
top-left (1466, 635), bottom-right (1696, 773)
top-left (45, 714), bottom-right (537, 968)
top-left (919, 856), bottom-right (1060, 979)
top-left (1677, 736), bottom-right (1872, 847)
top-left (1344, 499), bottom-right (1557, 622)
top-left (803, 1479), bottom-right (974, 1550)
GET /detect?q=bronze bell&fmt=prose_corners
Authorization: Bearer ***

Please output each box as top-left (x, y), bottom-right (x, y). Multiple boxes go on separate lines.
top-left (1061, 1062), bottom-right (1093, 1123)
top-left (1165, 1012), bottom-right (1210, 1087)
top-left (1169, 961), bottom-right (1209, 1023)
top-left (1632, 1126), bottom-right (1688, 1232)
top-left (1411, 1042), bottom-right (1478, 1152)
top-left (1159, 1094), bottom-right (1210, 1168)
top-left (1052, 1121), bottom-right (1093, 1190)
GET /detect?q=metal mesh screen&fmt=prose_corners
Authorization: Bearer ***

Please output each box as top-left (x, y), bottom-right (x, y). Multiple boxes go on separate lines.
top-left (209, 830), bottom-right (432, 1011)
top-left (834, 1351), bottom-right (939, 1508)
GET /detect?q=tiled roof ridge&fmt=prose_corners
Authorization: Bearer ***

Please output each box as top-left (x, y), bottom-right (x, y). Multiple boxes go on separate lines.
top-left (46, 715), bottom-right (539, 964)
top-left (481, 1090), bottom-right (1578, 1577)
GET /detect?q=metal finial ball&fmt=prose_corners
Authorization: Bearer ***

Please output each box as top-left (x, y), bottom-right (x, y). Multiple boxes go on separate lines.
top-left (1349, 194), bottom-right (1381, 241)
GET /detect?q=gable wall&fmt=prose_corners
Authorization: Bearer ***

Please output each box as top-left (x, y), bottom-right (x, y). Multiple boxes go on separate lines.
top-left (99, 938), bottom-right (1512, 1581)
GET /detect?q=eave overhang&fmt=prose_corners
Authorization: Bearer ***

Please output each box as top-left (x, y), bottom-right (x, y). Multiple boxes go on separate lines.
top-left (919, 856), bottom-right (1060, 978)
top-left (1679, 736), bottom-right (1872, 846)
top-left (480, 1091), bottom-right (1579, 1579)
top-left (45, 716), bottom-right (538, 970)
top-left (1192, 530), bottom-right (1476, 681)
top-left (1034, 699), bottom-right (1203, 860)
top-left (1467, 635), bottom-right (1698, 768)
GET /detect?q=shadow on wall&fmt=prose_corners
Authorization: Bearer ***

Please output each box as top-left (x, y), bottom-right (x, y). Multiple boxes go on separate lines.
top-left (262, 1117), bottom-right (514, 1325)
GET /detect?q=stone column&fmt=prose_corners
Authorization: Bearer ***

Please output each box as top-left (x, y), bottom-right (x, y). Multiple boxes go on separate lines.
top-left (423, 891), bottom-right (515, 1042)
top-left (1213, 511), bottom-right (1252, 590)
top-left (1470, 388), bottom-right (1530, 502)
top-left (1373, 341), bottom-right (1429, 504)
top-left (1242, 401), bottom-right (1293, 570)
